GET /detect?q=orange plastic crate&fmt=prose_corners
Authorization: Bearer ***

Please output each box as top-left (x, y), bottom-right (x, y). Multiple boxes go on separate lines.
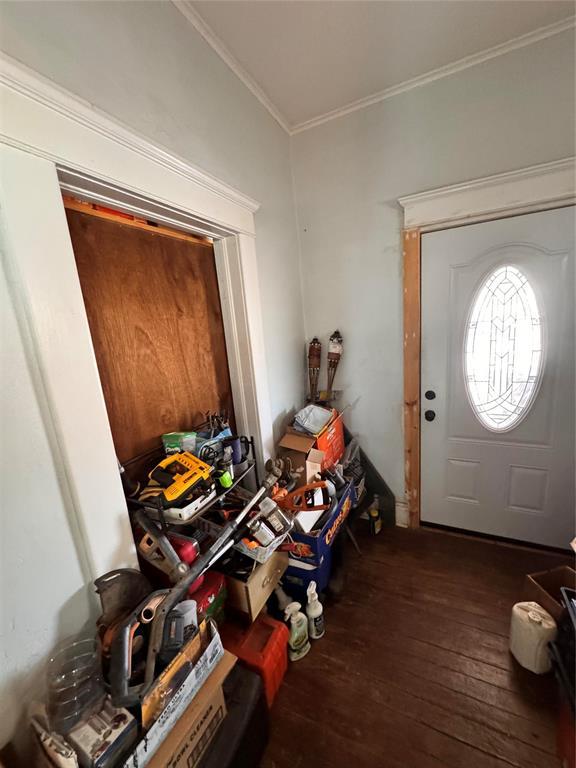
top-left (220, 614), bottom-right (289, 708)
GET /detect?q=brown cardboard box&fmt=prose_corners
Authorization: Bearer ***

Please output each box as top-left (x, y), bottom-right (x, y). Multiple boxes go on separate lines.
top-left (224, 551), bottom-right (288, 622)
top-left (282, 409), bottom-right (345, 473)
top-left (147, 651), bottom-right (236, 768)
top-left (142, 619), bottom-right (211, 729)
top-left (277, 433), bottom-right (324, 485)
top-left (523, 566), bottom-right (576, 621)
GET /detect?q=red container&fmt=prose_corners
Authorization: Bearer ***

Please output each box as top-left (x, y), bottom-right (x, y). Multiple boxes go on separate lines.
top-left (220, 615), bottom-right (289, 708)
top-left (169, 533), bottom-right (204, 593)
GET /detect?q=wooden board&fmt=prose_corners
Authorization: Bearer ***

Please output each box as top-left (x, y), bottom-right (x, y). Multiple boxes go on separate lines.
top-left (63, 195), bottom-right (213, 248)
top-left (67, 208), bottom-right (234, 465)
top-left (262, 526), bottom-right (570, 768)
top-left (403, 228), bottom-right (421, 527)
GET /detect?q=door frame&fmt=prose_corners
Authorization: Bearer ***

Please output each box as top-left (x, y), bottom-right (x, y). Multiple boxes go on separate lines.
top-left (398, 157), bottom-right (575, 528)
top-left (0, 53), bottom-right (273, 577)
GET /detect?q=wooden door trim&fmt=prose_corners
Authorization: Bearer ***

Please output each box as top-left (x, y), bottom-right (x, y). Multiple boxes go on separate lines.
top-left (401, 160), bottom-right (575, 529)
top-left (403, 229), bottom-right (421, 528)
top-left (62, 195), bottom-right (213, 248)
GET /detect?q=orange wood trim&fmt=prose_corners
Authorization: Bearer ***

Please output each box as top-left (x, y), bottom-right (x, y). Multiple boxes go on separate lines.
top-left (403, 228), bottom-right (421, 528)
top-left (62, 195), bottom-right (213, 248)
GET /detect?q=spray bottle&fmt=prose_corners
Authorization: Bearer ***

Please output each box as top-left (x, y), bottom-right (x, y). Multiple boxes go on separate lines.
top-left (274, 584), bottom-right (292, 612)
top-left (284, 602), bottom-right (310, 661)
top-left (306, 581), bottom-right (325, 639)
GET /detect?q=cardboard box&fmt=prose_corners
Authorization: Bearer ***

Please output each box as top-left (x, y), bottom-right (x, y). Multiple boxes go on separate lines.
top-left (223, 551), bottom-right (288, 622)
top-left (277, 432), bottom-right (324, 484)
top-left (280, 410), bottom-right (345, 477)
top-left (284, 482), bottom-right (355, 593)
top-left (123, 620), bottom-right (224, 767)
top-left (146, 652), bottom-right (236, 768)
top-left (523, 566), bottom-right (576, 622)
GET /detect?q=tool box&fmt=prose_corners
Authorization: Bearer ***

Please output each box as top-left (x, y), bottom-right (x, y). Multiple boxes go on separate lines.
top-left (284, 482), bottom-right (355, 593)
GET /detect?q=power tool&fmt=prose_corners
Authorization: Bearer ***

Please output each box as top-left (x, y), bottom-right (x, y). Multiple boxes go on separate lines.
top-left (138, 452), bottom-right (217, 523)
top-left (109, 467), bottom-right (293, 706)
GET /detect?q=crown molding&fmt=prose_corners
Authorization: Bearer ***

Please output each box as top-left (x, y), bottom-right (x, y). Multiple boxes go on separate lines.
top-left (172, 0), bottom-right (291, 134)
top-left (291, 15), bottom-right (576, 134)
top-left (0, 52), bottom-right (260, 214)
top-left (399, 157), bottom-right (576, 230)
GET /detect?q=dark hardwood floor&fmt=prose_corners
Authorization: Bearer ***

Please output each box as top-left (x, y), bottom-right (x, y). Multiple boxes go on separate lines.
top-left (262, 525), bottom-right (572, 768)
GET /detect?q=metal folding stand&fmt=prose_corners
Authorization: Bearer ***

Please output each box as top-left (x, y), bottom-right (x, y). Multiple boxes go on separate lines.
top-left (344, 523), bottom-right (362, 556)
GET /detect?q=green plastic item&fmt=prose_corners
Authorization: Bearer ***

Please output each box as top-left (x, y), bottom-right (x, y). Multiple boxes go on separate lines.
top-left (218, 470), bottom-right (233, 489)
top-left (162, 431), bottom-right (197, 455)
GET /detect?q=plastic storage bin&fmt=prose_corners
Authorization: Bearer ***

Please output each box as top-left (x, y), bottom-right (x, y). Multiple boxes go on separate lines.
top-left (220, 615), bottom-right (288, 707)
top-left (197, 665), bottom-right (269, 768)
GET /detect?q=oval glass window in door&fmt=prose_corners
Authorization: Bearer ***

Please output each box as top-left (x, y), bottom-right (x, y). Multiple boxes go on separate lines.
top-left (464, 265), bottom-right (543, 431)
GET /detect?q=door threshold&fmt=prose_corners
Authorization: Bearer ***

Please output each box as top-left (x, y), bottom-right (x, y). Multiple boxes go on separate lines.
top-left (420, 522), bottom-right (572, 556)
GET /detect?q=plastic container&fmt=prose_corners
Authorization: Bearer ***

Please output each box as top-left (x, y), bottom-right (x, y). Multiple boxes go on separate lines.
top-left (509, 601), bottom-right (557, 674)
top-left (47, 638), bottom-right (105, 734)
top-left (306, 581), bottom-right (325, 639)
top-left (220, 615), bottom-right (289, 707)
top-left (284, 602), bottom-right (310, 661)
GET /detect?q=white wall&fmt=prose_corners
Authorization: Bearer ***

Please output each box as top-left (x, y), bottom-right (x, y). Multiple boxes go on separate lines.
top-left (0, 257), bottom-right (96, 749)
top-left (291, 31), bottom-right (576, 500)
top-left (0, 0), bottom-right (305, 432)
top-left (0, 0), bottom-right (304, 754)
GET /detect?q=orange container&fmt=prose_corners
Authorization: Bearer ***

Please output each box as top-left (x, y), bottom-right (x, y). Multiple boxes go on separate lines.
top-left (220, 615), bottom-right (289, 708)
top-left (316, 411), bottom-right (345, 469)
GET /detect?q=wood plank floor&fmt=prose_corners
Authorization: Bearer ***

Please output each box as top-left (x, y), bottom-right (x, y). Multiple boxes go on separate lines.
top-left (262, 526), bottom-right (572, 768)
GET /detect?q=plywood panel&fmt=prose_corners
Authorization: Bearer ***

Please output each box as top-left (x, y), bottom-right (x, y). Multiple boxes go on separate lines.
top-left (67, 208), bottom-right (233, 464)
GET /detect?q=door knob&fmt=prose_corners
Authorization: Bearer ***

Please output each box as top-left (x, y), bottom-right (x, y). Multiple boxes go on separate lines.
top-left (424, 410), bottom-right (436, 422)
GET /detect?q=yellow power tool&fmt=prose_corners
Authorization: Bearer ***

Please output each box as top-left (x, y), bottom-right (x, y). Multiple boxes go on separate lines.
top-left (139, 452), bottom-right (214, 511)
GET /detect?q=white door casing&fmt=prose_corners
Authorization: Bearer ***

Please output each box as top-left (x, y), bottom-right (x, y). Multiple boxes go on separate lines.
top-left (420, 207), bottom-right (575, 548)
top-left (0, 54), bottom-right (273, 577)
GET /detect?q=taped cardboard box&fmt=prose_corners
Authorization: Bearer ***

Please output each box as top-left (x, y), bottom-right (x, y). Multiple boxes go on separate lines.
top-left (123, 620), bottom-right (224, 768)
top-left (146, 652), bottom-right (236, 768)
top-left (523, 566), bottom-right (576, 622)
top-left (280, 410), bottom-right (345, 476)
top-left (277, 432), bottom-right (324, 485)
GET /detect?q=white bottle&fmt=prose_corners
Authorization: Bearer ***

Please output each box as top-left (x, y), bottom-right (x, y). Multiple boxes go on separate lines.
top-left (274, 584), bottom-right (291, 612)
top-left (284, 602), bottom-right (311, 661)
top-left (509, 601), bottom-right (557, 674)
top-left (306, 581), bottom-right (325, 639)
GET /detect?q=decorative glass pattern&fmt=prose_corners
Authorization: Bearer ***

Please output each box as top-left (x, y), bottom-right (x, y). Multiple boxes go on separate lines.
top-left (465, 265), bottom-right (542, 431)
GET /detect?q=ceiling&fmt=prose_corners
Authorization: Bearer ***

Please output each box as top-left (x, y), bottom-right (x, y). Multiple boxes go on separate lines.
top-left (181, 1), bottom-right (575, 133)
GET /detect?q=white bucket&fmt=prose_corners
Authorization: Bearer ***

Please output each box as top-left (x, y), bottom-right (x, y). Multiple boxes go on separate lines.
top-left (509, 601), bottom-right (557, 674)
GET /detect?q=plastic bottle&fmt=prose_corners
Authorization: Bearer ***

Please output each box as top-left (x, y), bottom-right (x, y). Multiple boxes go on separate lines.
top-left (284, 602), bottom-right (311, 661)
top-left (274, 584), bottom-right (292, 612)
top-left (368, 494), bottom-right (382, 535)
top-left (306, 581), bottom-right (325, 639)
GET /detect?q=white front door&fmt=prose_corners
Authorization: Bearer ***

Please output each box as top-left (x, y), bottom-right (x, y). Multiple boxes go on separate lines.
top-left (421, 207), bottom-right (575, 548)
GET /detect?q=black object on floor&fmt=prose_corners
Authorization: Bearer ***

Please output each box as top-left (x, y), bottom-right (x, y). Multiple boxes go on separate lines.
top-left (198, 665), bottom-right (269, 768)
